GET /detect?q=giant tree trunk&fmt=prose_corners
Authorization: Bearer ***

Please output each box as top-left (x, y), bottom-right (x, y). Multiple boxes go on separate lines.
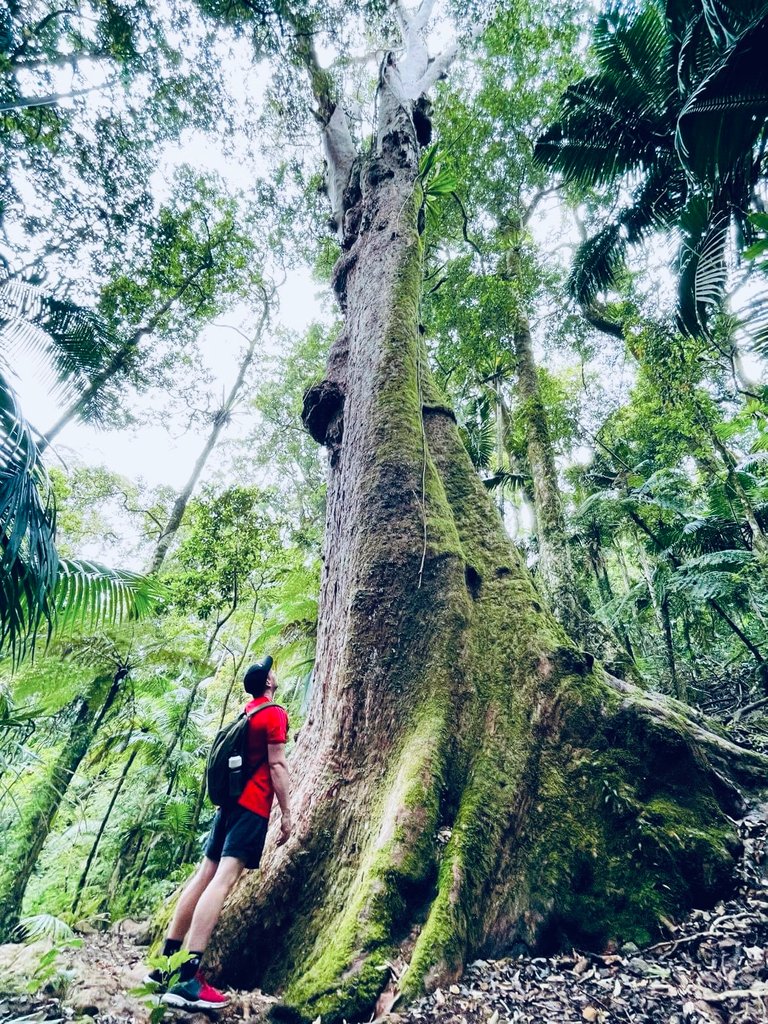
top-left (205, 42), bottom-right (767, 1024)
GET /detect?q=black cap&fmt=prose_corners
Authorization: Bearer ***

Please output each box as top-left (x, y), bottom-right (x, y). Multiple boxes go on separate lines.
top-left (244, 656), bottom-right (274, 695)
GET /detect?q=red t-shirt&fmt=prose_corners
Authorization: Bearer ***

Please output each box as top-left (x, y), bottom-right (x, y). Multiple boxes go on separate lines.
top-left (237, 696), bottom-right (289, 819)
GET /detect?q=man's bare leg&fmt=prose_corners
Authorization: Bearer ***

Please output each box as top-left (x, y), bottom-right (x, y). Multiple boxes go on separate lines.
top-left (166, 856), bottom-right (218, 943)
top-left (185, 856), bottom-right (245, 952)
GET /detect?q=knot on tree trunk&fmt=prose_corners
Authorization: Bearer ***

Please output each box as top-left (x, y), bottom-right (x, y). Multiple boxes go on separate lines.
top-left (302, 380), bottom-right (345, 457)
top-left (341, 162), bottom-right (363, 250)
top-left (331, 250), bottom-right (357, 309)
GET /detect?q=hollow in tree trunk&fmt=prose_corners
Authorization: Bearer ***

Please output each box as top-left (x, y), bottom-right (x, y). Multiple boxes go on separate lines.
top-left (204, 17), bottom-right (767, 1024)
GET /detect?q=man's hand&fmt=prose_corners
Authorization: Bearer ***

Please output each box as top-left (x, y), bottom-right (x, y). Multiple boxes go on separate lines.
top-left (278, 814), bottom-right (292, 846)
top-left (269, 743), bottom-right (292, 846)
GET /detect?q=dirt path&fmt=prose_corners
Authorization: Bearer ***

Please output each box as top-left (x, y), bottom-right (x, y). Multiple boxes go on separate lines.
top-left (0, 927), bottom-right (276, 1024)
top-left (0, 806), bottom-right (765, 1024)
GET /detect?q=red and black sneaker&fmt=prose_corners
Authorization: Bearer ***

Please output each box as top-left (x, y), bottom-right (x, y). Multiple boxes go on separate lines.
top-left (162, 972), bottom-right (229, 1010)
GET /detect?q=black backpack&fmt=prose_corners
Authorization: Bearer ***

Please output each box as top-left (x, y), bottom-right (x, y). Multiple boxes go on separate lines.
top-left (206, 702), bottom-right (284, 807)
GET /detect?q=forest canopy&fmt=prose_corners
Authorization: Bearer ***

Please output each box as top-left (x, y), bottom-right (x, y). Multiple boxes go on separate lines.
top-left (1, 0), bottom-right (767, 1020)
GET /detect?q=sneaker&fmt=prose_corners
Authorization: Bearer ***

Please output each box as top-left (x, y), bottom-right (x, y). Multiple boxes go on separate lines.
top-left (162, 973), bottom-right (229, 1010)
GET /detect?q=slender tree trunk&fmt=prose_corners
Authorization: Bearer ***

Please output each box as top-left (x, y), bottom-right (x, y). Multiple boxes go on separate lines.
top-left (204, 38), bottom-right (767, 1023)
top-left (512, 310), bottom-right (578, 615)
top-left (500, 243), bottom-right (629, 674)
top-left (585, 538), bottom-right (635, 661)
top-left (0, 670), bottom-right (124, 940)
top-left (149, 306), bottom-right (269, 573)
top-left (661, 596), bottom-right (685, 703)
top-left (696, 411), bottom-right (768, 557)
top-left (71, 746), bottom-right (139, 916)
top-left (637, 546), bottom-right (676, 685)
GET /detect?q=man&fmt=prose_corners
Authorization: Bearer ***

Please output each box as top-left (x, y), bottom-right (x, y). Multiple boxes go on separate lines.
top-left (145, 655), bottom-right (292, 1011)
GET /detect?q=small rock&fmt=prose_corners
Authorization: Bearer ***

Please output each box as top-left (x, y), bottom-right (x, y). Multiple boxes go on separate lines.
top-left (109, 918), bottom-right (153, 945)
top-left (620, 941), bottom-right (640, 955)
top-left (73, 922), bottom-right (98, 936)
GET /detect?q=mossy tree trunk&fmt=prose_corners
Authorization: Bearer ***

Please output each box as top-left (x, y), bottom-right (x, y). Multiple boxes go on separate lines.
top-left (207, 13), bottom-right (767, 1023)
top-left (0, 668), bottom-right (125, 940)
top-left (499, 229), bottom-right (630, 675)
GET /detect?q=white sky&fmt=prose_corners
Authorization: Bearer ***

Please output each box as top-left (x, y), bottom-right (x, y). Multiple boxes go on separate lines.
top-left (15, 263), bottom-right (326, 491)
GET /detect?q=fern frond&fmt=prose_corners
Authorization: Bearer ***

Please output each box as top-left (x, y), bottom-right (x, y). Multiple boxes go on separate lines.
top-left (15, 914), bottom-right (76, 943)
top-left (52, 560), bottom-right (162, 634)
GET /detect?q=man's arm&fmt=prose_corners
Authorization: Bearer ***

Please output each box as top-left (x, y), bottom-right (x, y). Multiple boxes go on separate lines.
top-left (268, 743), bottom-right (292, 845)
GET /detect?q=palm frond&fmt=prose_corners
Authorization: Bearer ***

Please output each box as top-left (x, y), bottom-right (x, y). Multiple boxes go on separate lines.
top-left (736, 290), bottom-right (768, 357)
top-left (15, 914), bottom-right (76, 943)
top-left (459, 415), bottom-right (496, 470)
top-left (0, 373), bottom-right (58, 662)
top-left (0, 277), bottom-right (117, 415)
top-left (52, 560), bottom-right (163, 635)
top-left (535, 4), bottom-right (675, 186)
top-left (666, 548), bottom-right (754, 603)
top-left (483, 469), bottom-right (527, 494)
top-left (162, 797), bottom-right (194, 836)
top-left (676, 8), bottom-right (768, 183)
top-left (593, 3), bottom-right (675, 118)
top-left (568, 224), bottom-right (625, 307)
top-left (677, 198), bottom-right (729, 337)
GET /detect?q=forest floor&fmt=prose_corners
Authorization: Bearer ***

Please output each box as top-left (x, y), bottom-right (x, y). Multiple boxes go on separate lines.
top-left (0, 800), bottom-right (766, 1024)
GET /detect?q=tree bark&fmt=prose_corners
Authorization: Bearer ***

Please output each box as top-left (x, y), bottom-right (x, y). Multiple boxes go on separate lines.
top-left (204, 43), bottom-right (767, 1024)
top-left (0, 668), bottom-right (124, 940)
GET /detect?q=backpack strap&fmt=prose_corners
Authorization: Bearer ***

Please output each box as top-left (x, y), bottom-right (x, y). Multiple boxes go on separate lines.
top-left (244, 701), bottom-right (286, 720)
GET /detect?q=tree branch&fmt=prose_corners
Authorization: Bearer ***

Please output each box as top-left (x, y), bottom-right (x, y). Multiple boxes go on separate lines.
top-left (11, 8), bottom-right (76, 60)
top-left (0, 80), bottom-right (118, 113)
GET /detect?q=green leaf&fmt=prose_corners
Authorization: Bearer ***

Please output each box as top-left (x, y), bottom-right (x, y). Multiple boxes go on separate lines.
top-left (16, 914), bottom-right (75, 943)
top-left (425, 169), bottom-right (459, 197)
top-left (418, 143), bottom-right (440, 179)
top-left (0, 373), bottom-right (58, 663)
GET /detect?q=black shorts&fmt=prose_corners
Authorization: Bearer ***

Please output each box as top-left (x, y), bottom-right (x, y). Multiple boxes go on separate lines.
top-left (204, 804), bottom-right (268, 869)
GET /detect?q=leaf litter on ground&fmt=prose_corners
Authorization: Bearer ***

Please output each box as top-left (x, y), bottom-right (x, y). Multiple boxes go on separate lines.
top-left (0, 805), bottom-right (765, 1024)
